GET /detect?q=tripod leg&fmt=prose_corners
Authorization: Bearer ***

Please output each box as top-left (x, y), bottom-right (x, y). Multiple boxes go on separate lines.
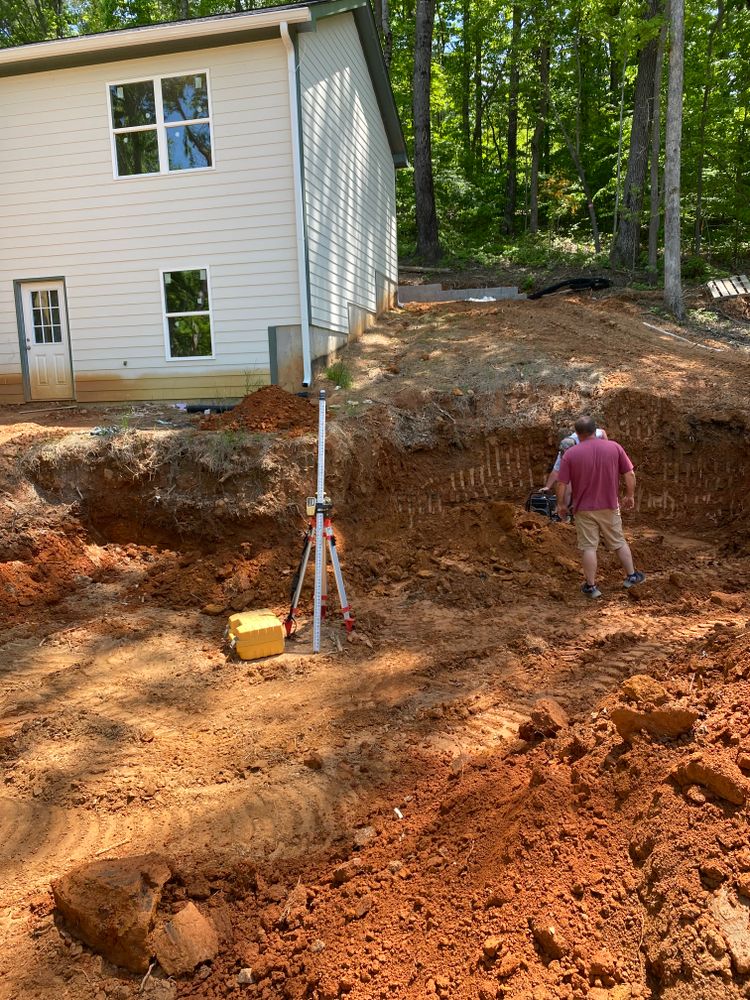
top-left (321, 532), bottom-right (328, 620)
top-left (284, 525), bottom-right (313, 636)
top-left (325, 521), bottom-right (354, 632)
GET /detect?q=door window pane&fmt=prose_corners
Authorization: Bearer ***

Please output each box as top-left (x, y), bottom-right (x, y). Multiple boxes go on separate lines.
top-left (31, 290), bottom-right (62, 344)
top-left (110, 81), bottom-right (156, 128)
top-left (166, 123), bottom-right (212, 170)
top-left (162, 74), bottom-right (209, 122)
top-left (168, 316), bottom-right (212, 357)
top-left (115, 131), bottom-right (160, 176)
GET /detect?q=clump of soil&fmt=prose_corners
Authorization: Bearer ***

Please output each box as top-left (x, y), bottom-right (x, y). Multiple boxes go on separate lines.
top-left (200, 387), bottom-right (318, 435)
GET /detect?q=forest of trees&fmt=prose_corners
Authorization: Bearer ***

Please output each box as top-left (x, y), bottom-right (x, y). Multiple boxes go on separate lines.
top-left (2, 0), bottom-right (749, 305)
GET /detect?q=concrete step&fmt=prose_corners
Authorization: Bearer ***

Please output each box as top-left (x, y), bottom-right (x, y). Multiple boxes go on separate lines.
top-left (398, 285), bottom-right (526, 304)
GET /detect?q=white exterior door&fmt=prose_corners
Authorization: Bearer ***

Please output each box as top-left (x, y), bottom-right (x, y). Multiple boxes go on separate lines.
top-left (21, 282), bottom-right (74, 400)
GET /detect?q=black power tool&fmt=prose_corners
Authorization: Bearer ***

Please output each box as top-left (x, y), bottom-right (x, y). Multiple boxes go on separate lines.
top-left (524, 489), bottom-right (561, 522)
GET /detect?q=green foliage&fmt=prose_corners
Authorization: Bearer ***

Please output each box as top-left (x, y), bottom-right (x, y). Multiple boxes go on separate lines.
top-left (325, 360), bottom-right (353, 390)
top-left (681, 255), bottom-right (709, 280)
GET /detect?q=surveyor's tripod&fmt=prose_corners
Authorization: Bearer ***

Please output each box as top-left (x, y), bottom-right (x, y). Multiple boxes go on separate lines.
top-left (283, 390), bottom-right (354, 651)
top-left (283, 495), bottom-right (354, 640)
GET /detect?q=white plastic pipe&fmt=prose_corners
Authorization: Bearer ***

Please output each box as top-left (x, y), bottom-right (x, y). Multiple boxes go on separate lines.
top-left (280, 22), bottom-right (312, 387)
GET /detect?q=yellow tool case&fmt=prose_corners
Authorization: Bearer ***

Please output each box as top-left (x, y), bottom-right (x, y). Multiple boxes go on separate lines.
top-left (227, 609), bottom-right (285, 661)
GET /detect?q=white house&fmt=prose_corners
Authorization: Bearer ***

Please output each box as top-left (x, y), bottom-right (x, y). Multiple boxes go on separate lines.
top-left (0, 0), bottom-right (407, 403)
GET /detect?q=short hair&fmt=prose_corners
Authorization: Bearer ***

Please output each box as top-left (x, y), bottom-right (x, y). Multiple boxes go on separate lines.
top-left (560, 436), bottom-right (577, 453)
top-left (574, 415), bottom-right (597, 437)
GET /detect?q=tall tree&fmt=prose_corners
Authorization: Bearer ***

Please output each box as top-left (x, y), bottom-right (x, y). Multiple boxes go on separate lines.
top-left (502, 4), bottom-right (521, 235)
top-left (372, 0), bottom-right (393, 67)
top-left (647, 7), bottom-right (668, 280)
top-left (412, 0), bottom-right (441, 261)
top-left (693, 0), bottom-right (725, 254)
top-left (551, 100), bottom-right (602, 252)
top-left (610, 0), bottom-right (664, 269)
top-left (530, 42), bottom-right (550, 234)
top-left (663, 0), bottom-right (684, 318)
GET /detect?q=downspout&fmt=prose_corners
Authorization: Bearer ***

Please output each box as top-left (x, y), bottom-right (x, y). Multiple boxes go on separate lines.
top-left (280, 21), bottom-right (312, 387)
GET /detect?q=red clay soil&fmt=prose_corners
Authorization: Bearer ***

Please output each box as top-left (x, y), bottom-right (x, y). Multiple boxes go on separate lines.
top-left (200, 386), bottom-right (319, 434)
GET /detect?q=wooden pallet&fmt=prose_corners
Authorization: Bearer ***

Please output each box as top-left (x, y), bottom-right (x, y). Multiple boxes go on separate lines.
top-left (707, 274), bottom-right (750, 298)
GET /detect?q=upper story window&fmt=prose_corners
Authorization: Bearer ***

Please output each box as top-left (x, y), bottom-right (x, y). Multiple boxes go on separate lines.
top-left (108, 72), bottom-right (212, 178)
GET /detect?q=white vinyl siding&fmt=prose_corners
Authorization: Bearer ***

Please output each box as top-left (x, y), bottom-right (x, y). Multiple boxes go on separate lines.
top-left (299, 13), bottom-right (397, 334)
top-left (0, 40), bottom-right (299, 399)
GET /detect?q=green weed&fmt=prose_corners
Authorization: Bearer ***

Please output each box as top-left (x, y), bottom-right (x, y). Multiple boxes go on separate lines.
top-left (325, 360), bottom-right (353, 390)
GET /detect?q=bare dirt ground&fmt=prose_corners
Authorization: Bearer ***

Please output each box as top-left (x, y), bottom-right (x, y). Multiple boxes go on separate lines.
top-left (2, 288), bottom-right (750, 1000)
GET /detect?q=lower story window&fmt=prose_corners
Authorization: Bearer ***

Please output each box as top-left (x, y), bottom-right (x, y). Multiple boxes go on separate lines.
top-left (162, 268), bottom-right (213, 359)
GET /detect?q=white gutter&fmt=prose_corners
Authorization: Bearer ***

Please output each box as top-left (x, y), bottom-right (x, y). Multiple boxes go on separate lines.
top-left (280, 21), bottom-right (312, 387)
top-left (0, 7), bottom-right (312, 70)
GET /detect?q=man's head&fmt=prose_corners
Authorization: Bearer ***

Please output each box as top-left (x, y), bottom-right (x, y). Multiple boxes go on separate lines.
top-left (560, 436), bottom-right (577, 454)
top-left (574, 415), bottom-right (597, 440)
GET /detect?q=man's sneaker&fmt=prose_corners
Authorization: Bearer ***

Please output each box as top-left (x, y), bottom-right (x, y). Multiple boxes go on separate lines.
top-left (623, 571), bottom-right (646, 589)
top-left (581, 582), bottom-right (602, 599)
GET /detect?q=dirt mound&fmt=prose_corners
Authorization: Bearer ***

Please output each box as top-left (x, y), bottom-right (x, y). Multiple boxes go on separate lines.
top-left (200, 386), bottom-right (318, 434)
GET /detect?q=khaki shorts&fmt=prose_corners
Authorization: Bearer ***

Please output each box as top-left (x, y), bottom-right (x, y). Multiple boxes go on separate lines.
top-left (575, 509), bottom-right (626, 551)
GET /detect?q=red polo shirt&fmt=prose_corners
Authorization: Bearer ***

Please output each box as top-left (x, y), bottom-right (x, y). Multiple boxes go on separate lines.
top-left (557, 437), bottom-right (634, 511)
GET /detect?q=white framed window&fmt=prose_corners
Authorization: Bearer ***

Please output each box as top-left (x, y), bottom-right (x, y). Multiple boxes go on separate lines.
top-left (108, 71), bottom-right (213, 178)
top-left (161, 268), bottom-right (214, 360)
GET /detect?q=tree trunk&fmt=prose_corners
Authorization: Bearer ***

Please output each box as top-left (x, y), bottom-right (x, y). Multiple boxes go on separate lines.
top-left (610, 0), bottom-right (663, 270)
top-left (647, 6), bottom-right (668, 279)
top-left (381, 0), bottom-right (393, 68)
top-left (694, 0), bottom-right (725, 254)
top-left (732, 109), bottom-right (749, 266)
top-left (177, 0), bottom-right (189, 19)
top-left (460, 0), bottom-right (471, 167)
top-left (551, 102), bottom-right (602, 252)
top-left (612, 55), bottom-right (627, 238)
top-left (530, 43), bottom-right (550, 235)
top-left (502, 4), bottom-right (521, 235)
top-left (663, 0), bottom-right (685, 319)
top-left (472, 35), bottom-right (483, 172)
top-left (412, 0), bottom-right (441, 261)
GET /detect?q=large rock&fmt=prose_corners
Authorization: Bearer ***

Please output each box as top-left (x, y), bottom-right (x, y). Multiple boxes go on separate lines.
top-left (52, 853), bottom-right (171, 973)
top-left (518, 698), bottom-right (569, 741)
top-left (673, 754), bottom-right (747, 805)
top-left (151, 902), bottom-right (219, 976)
top-left (610, 705), bottom-right (698, 741)
top-left (711, 887), bottom-right (750, 974)
top-left (621, 674), bottom-right (668, 706)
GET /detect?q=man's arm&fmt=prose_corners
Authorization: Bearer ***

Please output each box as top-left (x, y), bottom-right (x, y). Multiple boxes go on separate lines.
top-left (544, 451), bottom-right (563, 489)
top-left (621, 470), bottom-right (636, 510)
top-left (555, 479), bottom-right (569, 517)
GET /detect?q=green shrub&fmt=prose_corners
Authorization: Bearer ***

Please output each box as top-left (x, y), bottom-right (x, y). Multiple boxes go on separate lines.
top-left (681, 255), bottom-right (709, 280)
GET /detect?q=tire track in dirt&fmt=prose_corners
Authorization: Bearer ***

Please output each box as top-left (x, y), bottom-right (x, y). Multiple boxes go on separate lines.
top-left (0, 771), bottom-right (364, 906)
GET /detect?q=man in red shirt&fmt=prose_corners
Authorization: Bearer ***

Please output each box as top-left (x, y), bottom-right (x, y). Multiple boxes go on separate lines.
top-left (554, 415), bottom-right (645, 599)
